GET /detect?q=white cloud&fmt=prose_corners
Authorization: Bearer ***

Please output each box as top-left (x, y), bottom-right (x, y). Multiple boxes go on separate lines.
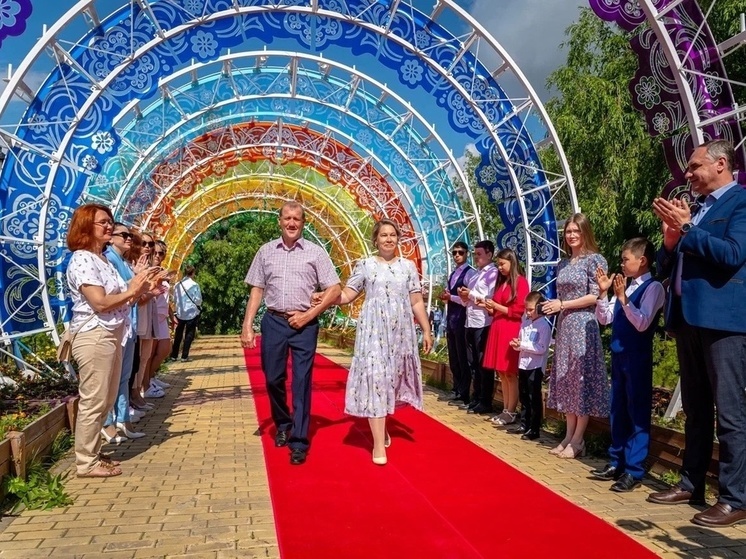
top-left (465, 0), bottom-right (583, 101)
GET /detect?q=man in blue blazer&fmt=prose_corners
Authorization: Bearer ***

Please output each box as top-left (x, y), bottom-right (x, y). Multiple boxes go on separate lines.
top-left (649, 139), bottom-right (746, 527)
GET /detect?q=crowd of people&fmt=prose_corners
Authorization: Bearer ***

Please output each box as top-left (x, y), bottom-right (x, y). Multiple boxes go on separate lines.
top-left (238, 140), bottom-right (745, 529)
top-left (65, 140), bottom-right (744, 530)
top-left (65, 205), bottom-right (202, 478)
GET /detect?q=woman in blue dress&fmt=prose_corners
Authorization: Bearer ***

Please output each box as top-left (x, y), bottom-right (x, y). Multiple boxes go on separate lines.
top-left (332, 219), bottom-right (433, 465)
top-left (542, 213), bottom-right (609, 459)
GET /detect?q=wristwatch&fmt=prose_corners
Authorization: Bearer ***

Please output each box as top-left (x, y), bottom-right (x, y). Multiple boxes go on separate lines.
top-left (680, 222), bottom-right (693, 235)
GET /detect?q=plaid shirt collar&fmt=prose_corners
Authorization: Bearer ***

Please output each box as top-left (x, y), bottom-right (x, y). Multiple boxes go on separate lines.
top-left (274, 237), bottom-right (306, 251)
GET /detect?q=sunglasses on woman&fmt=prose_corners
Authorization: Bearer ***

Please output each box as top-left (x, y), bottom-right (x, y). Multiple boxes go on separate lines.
top-left (142, 241), bottom-right (156, 247)
top-left (112, 232), bottom-right (133, 240)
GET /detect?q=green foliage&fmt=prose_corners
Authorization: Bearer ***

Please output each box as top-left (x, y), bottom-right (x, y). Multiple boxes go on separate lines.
top-left (185, 213), bottom-right (281, 335)
top-left (0, 411), bottom-right (35, 439)
top-left (545, 9), bottom-right (670, 267)
top-left (3, 461), bottom-right (74, 512)
top-left (702, 0), bottom-right (746, 107)
top-left (658, 469), bottom-right (682, 488)
top-left (652, 333), bottom-right (680, 390)
top-left (49, 429), bottom-right (74, 463)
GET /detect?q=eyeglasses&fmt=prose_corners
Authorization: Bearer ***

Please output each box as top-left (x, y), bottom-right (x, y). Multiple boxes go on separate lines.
top-left (451, 250), bottom-right (466, 256)
top-left (94, 219), bottom-right (114, 227)
top-left (112, 232), bottom-right (133, 240)
top-left (142, 241), bottom-right (156, 248)
top-left (154, 251), bottom-right (165, 256)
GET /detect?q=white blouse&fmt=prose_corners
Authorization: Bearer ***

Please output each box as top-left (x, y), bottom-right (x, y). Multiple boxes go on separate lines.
top-left (66, 250), bottom-right (131, 339)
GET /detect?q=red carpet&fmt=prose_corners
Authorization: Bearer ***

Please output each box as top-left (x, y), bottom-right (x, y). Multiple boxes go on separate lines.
top-left (244, 346), bottom-right (659, 559)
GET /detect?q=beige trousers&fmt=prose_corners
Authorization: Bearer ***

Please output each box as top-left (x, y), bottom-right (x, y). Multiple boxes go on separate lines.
top-left (72, 324), bottom-right (124, 474)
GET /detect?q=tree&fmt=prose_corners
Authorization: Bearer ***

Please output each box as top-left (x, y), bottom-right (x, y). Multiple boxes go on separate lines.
top-left (185, 213), bottom-right (280, 335)
top-left (544, 9), bottom-right (671, 268)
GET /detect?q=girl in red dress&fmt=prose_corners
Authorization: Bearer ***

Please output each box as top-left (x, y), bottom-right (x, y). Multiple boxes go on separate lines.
top-left (481, 249), bottom-right (529, 425)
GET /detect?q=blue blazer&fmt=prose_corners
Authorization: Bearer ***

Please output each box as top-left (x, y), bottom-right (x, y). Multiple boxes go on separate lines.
top-left (658, 185), bottom-right (746, 333)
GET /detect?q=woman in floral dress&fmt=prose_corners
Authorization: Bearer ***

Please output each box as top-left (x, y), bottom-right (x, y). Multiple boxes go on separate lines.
top-left (542, 213), bottom-right (609, 459)
top-left (333, 219), bottom-right (433, 465)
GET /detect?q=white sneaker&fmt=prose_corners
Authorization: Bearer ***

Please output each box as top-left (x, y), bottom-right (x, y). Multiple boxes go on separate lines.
top-left (152, 378), bottom-right (170, 389)
top-left (144, 385), bottom-right (165, 398)
top-left (129, 407), bottom-right (146, 418)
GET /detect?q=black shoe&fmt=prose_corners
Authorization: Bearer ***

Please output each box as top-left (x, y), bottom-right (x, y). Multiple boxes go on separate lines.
top-left (447, 398), bottom-right (465, 407)
top-left (590, 464), bottom-right (621, 481)
top-left (467, 404), bottom-right (492, 415)
top-left (290, 448), bottom-right (307, 465)
top-left (457, 401), bottom-right (474, 410)
top-left (275, 430), bottom-right (290, 447)
top-left (610, 473), bottom-right (641, 493)
top-left (507, 426), bottom-right (528, 435)
top-left (438, 391), bottom-right (459, 402)
top-left (521, 431), bottom-right (540, 441)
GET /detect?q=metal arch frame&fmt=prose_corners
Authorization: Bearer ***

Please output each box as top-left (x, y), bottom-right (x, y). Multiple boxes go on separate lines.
top-left (112, 104), bottom-right (443, 252)
top-left (115, 108), bottom-right (444, 258)
top-left (163, 176), bottom-right (372, 277)
top-left (0, 0), bottom-right (578, 344)
top-left (107, 51), bottom-right (479, 237)
top-left (132, 135), bottom-right (417, 250)
top-left (117, 109), bottom-right (434, 260)
top-left (637, 1), bottom-right (746, 148)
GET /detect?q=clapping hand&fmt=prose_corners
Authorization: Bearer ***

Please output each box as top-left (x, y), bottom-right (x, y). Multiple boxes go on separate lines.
top-left (457, 286), bottom-right (470, 303)
top-left (133, 254), bottom-right (150, 274)
top-left (612, 273), bottom-right (628, 305)
top-left (595, 266), bottom-right (615, 296)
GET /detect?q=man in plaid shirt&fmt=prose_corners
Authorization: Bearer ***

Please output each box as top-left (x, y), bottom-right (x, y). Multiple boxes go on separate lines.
top-left (241, 201), bottom-right (341, 465)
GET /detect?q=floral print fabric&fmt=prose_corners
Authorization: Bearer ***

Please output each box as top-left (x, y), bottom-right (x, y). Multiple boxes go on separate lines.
top-left (547, 254), bottom-right (610, 417)
top-left (345, 257), bottom-right (424, 417)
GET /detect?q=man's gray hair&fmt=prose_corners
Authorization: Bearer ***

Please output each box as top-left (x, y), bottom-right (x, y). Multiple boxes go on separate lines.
top-left (702, 139), bottom-right (735, 172)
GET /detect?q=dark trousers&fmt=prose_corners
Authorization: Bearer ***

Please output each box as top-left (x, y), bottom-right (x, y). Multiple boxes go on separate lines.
top-left (608, 352), bottom-right (652, 480)
top-left (465, 326), bottom-right (492, 408)
top-left (446, 323), bottom-right (469, 400)
top-left (260, 313), bottom-right (319, 451)
top-left (675, 321), bottom-right (746, 508)
top-left (171, 316), bottom-right (199, 359)
top-left (518, 367), bottom-right (543, 434)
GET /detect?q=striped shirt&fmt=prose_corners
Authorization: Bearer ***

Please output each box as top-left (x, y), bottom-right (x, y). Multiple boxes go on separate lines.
top-left (245, 237), bottom-right (339, 312)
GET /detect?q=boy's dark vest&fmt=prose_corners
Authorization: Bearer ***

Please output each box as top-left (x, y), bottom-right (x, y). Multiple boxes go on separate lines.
top-left (610, 278), bottom-right (660, 355)
top-left (447, 265), bottom-right (473, 330)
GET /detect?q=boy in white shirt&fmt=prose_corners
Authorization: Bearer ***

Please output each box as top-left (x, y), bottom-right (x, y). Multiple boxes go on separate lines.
top-left (509, 291), bottom-right (552, 440)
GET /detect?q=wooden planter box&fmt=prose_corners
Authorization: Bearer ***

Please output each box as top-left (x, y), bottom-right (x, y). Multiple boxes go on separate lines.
top-left (421, 359), bottom-right (446, 387)
top-left (0, 438), bottom-right (10, 501)
top-left (2, 397), bottom-right (79, 491)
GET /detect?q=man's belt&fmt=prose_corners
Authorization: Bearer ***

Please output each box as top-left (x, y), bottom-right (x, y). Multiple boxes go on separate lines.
top-left (266, 309), bottom-right (293, 320)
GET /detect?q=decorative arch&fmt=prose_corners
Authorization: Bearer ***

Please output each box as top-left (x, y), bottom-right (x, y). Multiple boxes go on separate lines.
top-left (0, 0), bottom-right (578, 343)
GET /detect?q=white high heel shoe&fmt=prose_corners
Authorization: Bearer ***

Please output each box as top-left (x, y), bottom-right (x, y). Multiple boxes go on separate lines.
top-left (116, 423), bottom-right (146, 439)
top-left (372, 450), bottom-right (387, 466)
top-left (101, 428), bottom-right (127, 445)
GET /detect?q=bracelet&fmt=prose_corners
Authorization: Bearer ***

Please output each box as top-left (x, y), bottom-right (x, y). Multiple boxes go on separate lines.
top-left (559, 299), bottom-right (564, 311)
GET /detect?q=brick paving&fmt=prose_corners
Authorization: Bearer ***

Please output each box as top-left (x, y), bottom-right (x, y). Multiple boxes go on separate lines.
top-left (1, 336), bottom-right (744, 558)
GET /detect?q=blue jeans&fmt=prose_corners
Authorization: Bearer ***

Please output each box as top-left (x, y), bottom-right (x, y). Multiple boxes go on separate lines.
top-left (105, 333), bottom-right (136, 426)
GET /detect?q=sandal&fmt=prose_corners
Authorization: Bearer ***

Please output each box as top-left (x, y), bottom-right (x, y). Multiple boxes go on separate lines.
top-left (98, 454), bottom-right (121, 466)
top-left (77, 462), bottom-right (122, 478)
top-left (489, 410), bottom-right (508, 424)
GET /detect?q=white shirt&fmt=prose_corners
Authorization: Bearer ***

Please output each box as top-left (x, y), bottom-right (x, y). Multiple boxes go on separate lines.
top-left (517, 316), bottom-right (553, 371)
top-left (464, 263), bottom-right (498, 328)
top-left (595, 273), bottom-right (665, 332)
top-left (174, 277), bottom-right (202, 320)
top-left (66, 250), bottom-right (131, 339)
